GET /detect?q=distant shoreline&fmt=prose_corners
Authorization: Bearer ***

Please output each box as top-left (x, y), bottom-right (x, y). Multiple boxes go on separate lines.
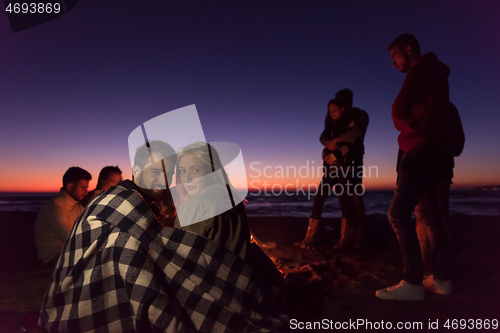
top-left (2, 188), bottom-right (500, 217)
top-left (2, 184), bottom-right (500, 195)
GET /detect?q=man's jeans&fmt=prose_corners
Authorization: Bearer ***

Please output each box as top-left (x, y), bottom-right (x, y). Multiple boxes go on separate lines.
top-left (389, 151), bottom-right (452, 285)
top-left (415, 178), bottom-right (453, 279)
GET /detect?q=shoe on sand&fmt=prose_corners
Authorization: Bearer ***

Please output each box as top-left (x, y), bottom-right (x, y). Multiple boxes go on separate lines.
top-left (423, 275), bottom-right (452, 295)
top-left (375, 280), bottom-right (424, 301)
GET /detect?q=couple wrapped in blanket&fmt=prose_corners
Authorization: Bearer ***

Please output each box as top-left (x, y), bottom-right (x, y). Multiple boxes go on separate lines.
top-left (40, 142), bottom-right (288, 332)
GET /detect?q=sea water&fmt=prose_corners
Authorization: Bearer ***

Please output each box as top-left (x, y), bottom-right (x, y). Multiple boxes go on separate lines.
top-left (244, 190), bottom-right (500, 218)
top-left (2, 190), bottom-right (500, 217)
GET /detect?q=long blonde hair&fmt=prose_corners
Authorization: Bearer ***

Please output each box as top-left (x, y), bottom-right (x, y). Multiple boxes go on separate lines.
top-left (175, 142), bottom-right (231, 203)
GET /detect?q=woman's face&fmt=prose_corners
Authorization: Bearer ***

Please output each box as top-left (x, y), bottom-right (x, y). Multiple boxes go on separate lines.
top-left (178, 153), bottom-right (211, 197)
top-left (328, 104), bottom-right (343, 120)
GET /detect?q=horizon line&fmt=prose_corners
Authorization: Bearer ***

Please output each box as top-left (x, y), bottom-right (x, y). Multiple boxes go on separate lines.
top-left (2, 184), bottom-right (499, 194)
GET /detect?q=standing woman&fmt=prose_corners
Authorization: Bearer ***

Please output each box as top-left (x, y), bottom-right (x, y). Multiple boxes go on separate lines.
top-left (295, 98), bottom-right (358, 249)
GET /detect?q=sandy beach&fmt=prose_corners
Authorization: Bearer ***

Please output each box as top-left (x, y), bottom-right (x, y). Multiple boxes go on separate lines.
top-left (249, 215), bottom-right (500, 331)
top-left (1, 210), bottom-right (499, 332)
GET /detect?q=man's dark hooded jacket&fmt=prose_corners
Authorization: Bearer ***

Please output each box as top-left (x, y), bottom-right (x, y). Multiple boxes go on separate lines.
top-left (392, 52), bottom-right (450, 153)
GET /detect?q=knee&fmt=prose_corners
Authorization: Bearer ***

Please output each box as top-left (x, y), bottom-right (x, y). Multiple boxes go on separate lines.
top-left (414, 205), bottom-right (424, 223)
top-left (388, 203), bottom-right (403, 229)
top-left (352, 194), bottom-right (364, 206)
top-left (317, 184), bottom-right (331, 198)
top-left (338, 194), bottom-right (348, 205)
top-left (338, 194), bottom-right (355, 211)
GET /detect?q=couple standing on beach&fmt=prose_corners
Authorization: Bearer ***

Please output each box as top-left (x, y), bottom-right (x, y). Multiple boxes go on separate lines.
top-left (296, 33), bottom-right (463, 302)
top-left (294, 89), bottom-right (369, 251)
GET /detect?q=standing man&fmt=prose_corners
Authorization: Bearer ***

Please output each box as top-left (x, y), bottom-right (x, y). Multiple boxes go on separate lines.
top-left (376, 34), bottom-right (453, 300)
top-left (34, 167), bottom-right (91, 265)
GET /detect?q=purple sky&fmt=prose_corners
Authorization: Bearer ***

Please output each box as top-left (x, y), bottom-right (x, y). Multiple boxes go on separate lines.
top-left (1, 0), bottom-right (499, 191)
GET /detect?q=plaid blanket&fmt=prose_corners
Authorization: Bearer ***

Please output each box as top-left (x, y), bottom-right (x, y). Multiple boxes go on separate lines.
top-left (40, 181), bottom-right (289, 332)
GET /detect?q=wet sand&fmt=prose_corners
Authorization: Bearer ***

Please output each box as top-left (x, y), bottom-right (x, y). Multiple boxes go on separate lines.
top-left (1, 210), bottom-right (499, 332)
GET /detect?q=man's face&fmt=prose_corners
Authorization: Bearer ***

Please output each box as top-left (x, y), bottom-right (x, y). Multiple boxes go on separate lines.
top-left (67, 179), bottom-right (89, 201)
top-left (136, 152), bottom-right (175, 201)
top-left (389, 46), bottom-right (411, 73)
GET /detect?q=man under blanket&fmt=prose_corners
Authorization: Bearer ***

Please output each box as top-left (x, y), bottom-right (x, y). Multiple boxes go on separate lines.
top-left (39, 140), bottom-right (288, 332)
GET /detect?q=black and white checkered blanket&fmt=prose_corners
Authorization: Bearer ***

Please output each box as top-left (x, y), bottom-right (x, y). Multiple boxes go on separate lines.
top-left (40, 181), bottom-right (289, 332)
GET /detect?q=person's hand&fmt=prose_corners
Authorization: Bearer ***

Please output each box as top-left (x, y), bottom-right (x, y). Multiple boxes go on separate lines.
top-left (324, 153), bottom-right (337, 166)
top-left (326, 139), bottom-right (339, 151)
top-left (158, 193), bottom-right (176, 218)
top-left (411, 103), bottom-right (425, 116)
top-left (339, 146), bottom-right (349, 156)
top-left (409, 103), bottom-right (425, 127)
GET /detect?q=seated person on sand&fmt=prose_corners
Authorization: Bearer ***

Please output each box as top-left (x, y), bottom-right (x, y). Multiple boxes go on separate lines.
top-left (80, 165), bottom-right (122, 206)
top-left (40, 140), bottom-right (288, 332)
top-left (174, 142), bottom-right (252, 261)
top-left (175, 143), bottom-right (283, 284)
top-left (34, 167), bottom-right (91, 265)
top-left (169, 143), bottom-right (275, 247)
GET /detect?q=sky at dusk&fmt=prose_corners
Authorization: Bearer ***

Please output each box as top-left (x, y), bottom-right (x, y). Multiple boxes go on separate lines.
top-left (1, 0), bottom-right (499, 192)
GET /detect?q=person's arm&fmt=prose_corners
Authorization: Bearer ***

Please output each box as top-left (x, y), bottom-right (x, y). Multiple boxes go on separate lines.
top-left (328, 111), bottom-right (368, 148)
top-left (321, 127), bottom-right (342, 151)
top-left (329, 120), bottom-right (362, 146)
top-left (319, 128), bottom-right (331, 146)
top-left (337, 109), bottom-right (369, 142)
top-left (49, 204), bottom-right (75, 242)
top-left (392, 67), bottom-right (427, 130)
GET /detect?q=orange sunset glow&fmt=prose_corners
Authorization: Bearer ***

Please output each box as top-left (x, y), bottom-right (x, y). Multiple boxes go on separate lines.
top-left (2, 158), bottom-right (497, 193)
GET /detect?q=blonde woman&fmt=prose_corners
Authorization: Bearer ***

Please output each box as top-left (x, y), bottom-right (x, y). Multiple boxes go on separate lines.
top-left (173, 142), bottom-right (251, 261)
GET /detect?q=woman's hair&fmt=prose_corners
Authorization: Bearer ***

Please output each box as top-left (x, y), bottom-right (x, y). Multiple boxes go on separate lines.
top-left (324, 98), bottom-right (348, 129)
top-left (96, 166), bottom-right (122, 190)
top-left (175, 142), bottom-right (230, 202)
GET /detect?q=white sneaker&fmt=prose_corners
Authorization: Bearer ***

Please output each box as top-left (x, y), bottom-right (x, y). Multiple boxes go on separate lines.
top-left (423, 275), bottom-right (453, 295)
top-left (375, 280), bottom-right (425, 301)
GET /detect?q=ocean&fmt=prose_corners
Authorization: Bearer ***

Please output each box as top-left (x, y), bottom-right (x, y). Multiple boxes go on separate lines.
top-left (1, 190), bottom-right (499, 218)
